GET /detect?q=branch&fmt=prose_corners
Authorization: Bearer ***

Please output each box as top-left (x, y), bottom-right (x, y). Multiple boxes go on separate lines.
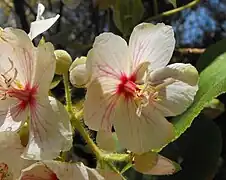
top-left (145, 0), bottom-right (201, 22)
top-left (175, 48), bottom-right (206, 54)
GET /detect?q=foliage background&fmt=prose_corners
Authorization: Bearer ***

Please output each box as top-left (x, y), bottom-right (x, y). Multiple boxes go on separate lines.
top-left (1, 0), bottom-right (226, 179)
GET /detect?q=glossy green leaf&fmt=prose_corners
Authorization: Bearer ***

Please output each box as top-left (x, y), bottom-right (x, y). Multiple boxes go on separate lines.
top-left (172, 51), bottom-right (226, 139)
top-left (168, 0), bottom-right (177, 8)
top-left (112, 0), bottom-right (144, 37)
top-left (196, 39), bottom-right (226, 72)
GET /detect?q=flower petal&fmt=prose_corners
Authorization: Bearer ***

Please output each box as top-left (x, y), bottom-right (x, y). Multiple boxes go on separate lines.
top-left (32, 42), bottom-right (56, 96)
top-left (148, 63), bottom-right (199, 117)
top-left (96, 130), bottom-right (117, 152)
top-left (144, 154), bottom-right (178, 175)
top-left (153, 81), bottom-right (198, 117)
top-left (0, 28), bottom-right (35, 85)
top-left (22, 96), bottom-right (72, 160)
top-left (129, 23), bottom-right (175, 70)
top-left (0, 99), bottom-right (28, 132)
top-left (149, 63), bottom-right (199, 86)
top-left (84, 79), bottom-right (119, 131)
top-left (87, 33), bottom-right (131, 80)
top-left (36, 3), bottom-right (45, 21)
top-left (28, 3), bottom-right (60, 40)
top-left (0, 132), bottom-right (29, 179)
top-left (134, 152), bottom-right (178, 175)
top-left (113, 98), bottom-right (175, 154)
top-left (19, 161), bottom-right (104, 180)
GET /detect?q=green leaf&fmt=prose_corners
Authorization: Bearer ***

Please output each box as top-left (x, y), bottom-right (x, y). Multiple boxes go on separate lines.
top-left (168, 0), bottom-right (177, 8)
top-left (196, 39), bottom-right (226, 72)
top-left (172, 51), bottom-right (226, 139)
top-left (112, 0), bottom-right (144, 37)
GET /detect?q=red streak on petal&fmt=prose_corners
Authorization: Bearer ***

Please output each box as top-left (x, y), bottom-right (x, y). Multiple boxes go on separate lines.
top-left (7, 83), bottom-right (38, 112)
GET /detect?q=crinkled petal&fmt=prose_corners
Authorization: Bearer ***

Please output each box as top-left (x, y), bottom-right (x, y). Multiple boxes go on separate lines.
top-left (0, 132), bottom-right (30, 179)
top-left (22, 96), bottom-right (72, 160)
top-left (0, 28), bottom-right (35, 85)
top-left (28, 3), bottom-right (60, 41)
top-left (36, 3), bottom-right (45, 21)
top-left (32, 42), bottom-right (56, 96)
top-left (87, 33), bottom-right (131, 80)
top-left (153, 81), bottom-right (198, 117)
top-left (19, 161), bottom-right (104, 180)
top-left (149, 63), bottom-right (199, 86)
top-left (0, 99), bottom-right (28, 132)
top-left (149, 63), bottom-right (199, 117)
top-left (84, 79), bottom-right (119, 131)
top-left (129, 23), bottom-right (175, 70)
top-left (113, 98), bottom-right (175, 154)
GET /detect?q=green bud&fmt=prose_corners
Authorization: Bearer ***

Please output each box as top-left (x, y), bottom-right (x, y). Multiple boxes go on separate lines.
top-left (54, 50), bottom-right (72, 75)
top-left (69, 56), bottom-right (91, 88)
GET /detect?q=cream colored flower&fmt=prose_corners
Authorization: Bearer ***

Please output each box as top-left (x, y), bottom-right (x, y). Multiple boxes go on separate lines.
top-left (0, 28), bottom-right (72, 160)
top-left (0, 132), bottom-right (32, 180)
top-left (84, 23), bottom-right (199, 154)
top-left (19, 161), bottom-right (104, 180)
top-left (28, 3), bottom-right (60, 40)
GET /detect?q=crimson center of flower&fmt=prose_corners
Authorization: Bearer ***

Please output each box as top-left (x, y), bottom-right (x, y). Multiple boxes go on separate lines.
top-left (116, 74), bottom-right (138, 99)
top-left (7, 83), bottom-right (38, 110)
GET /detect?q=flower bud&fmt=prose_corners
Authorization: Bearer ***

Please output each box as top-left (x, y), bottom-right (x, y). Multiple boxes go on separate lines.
top-left (69, 56), bottom-right (91, 88)
top-left (54, 50), bottom-right (72, 75)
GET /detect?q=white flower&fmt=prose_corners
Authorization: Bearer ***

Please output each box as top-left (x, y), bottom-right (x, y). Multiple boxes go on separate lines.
top-left (28, 3), bottom-right (60, 40)
top-left (19, 161), bottom-right (104, 180)
top-left (84, 23), bottom-right (199, 154)
top-left (0, 28), bottom-right (72, 160)
top-left (0, 132), bottom-right (32, 180)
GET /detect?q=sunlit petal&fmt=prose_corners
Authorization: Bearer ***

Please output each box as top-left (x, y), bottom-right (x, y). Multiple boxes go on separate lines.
top-left (129, 23), bottom-right (175, 70)
top-left (87, 33), bottom-right (131, 80)
top-left (84, 79), bottom-right (119, 131)
top-left (113, 98), bottom-right (175, 154)
top-left (22, 97), bottom-right (73, 160)
top-left (28, 3), bottom-right (60, 40)
top-left (31, 42), bottom-right (55, 96)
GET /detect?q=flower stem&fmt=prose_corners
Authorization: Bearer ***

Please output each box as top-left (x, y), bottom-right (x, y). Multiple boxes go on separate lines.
top-left (63, 73), bottom-right (72, 113)
top-left (145, 0), bottom-right (200, 22)
top-left (71, 115), bottom-right (102, 160)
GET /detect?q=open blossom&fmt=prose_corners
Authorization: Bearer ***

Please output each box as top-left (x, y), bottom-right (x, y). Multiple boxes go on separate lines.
top-left (0, 28), bottom-right (72, 160)
top-left (0, 132), bottom-right (32, 180)
top-left (19, 161), bottom-right (104, 180)
top-left (84, 23), bottom-right (199, 154)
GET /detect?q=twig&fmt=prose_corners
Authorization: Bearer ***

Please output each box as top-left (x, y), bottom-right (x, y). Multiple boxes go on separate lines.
top-left (145, 0), bottom-right (201, 22)
top-left (175, 48), bottom-right (206, 54)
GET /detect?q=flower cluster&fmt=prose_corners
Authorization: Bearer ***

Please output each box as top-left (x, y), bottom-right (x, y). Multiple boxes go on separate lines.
top-left (0, 2), bottom-right (199, 180)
